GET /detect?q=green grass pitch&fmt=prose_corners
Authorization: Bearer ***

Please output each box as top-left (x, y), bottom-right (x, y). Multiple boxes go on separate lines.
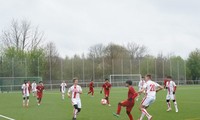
top-left (0, 85), bottom-right (200, 120)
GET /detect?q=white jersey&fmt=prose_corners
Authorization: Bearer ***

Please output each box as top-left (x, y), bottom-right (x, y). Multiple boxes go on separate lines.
top-left (166, 80), bottom-right (176, 95)
top-left (68, 85), bottom-right (82, 100)
top-left (60, 83), bottom-right (67, 93)
top-left (138, 80), bottom-right (145, 90)
top-left (22, 83), bottom-right (29, 96)
top-left (31, 82), bottom-right (37, 92)
top-left (143, 80), bottom-right (160, 98)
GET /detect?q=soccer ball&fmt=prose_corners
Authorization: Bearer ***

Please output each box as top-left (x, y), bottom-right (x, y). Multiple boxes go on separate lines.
top-left (101, 99), bottom-right (107, 105)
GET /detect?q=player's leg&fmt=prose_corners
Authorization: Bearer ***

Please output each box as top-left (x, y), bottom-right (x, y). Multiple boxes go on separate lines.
top-left (87, 89), bottom-right (91, 95)
top-left (166, 99), bottom-right (171, 111)
top-left (91, 88), bottom-right (94, 96)
top-left (62, 91), bottom-right (65, 100)
top-left (26, 96), bottom-right (29, 107)
top-left (113, 100), bottom-right (128, 117)
top-left (126, 103), bottom-right (134, 120)
top-left (22, 96), bottom-right (26, 107)
top-left (139, 97), bottom-right (153, 120)
top-left (73, 105), bottom-right (78, 120)
top-left (166, 94), bottom-right (171, 111)
top-left (105, 92), bottom-right (111, 106)
top-left (171, 94), bottom-right (178, 112)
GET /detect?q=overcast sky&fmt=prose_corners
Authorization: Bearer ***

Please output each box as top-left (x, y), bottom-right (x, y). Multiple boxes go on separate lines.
top-left (0, 0), bottom-right (200, 58)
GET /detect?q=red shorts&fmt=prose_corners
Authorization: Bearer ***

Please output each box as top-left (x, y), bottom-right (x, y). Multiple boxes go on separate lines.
top-left (104, 91), bottom-right (110, 97)
top-left (89, 88), bottom-right (94, 92)
top-left (37, 93), bottom-right (43, 98)
top-left (120, 100), bottom-right (135, 112)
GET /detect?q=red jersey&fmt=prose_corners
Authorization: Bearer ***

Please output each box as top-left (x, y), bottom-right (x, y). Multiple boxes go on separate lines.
top-left (127, 86), bottom-right (138, 102)
top-left (89, 82), bottom-right (94, 89)
top-left (36, 85), bottom-right (44, 94)
top-left (102, 82), bottom-right (111, 92)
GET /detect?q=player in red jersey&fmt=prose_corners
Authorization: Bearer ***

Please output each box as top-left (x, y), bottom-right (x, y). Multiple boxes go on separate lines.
top-left (36, 81), bottom-right (44, 106)
top-left (100, 78), bottom-right (112, 106)
top-left (113, 80), bottom-right (138, 120)
top-left (87, 80), bottom-right (94, 96)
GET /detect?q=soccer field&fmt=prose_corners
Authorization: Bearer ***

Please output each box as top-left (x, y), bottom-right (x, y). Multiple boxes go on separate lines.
top-left (0, 86), bottom-right (200, 120)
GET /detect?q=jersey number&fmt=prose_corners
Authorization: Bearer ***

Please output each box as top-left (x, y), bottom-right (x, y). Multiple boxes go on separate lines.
top-left (150, 84), bottom-right (156, 91)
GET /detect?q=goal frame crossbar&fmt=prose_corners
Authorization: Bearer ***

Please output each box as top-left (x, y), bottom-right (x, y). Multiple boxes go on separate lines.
top-left (109, 74), bottom-right (142, 83)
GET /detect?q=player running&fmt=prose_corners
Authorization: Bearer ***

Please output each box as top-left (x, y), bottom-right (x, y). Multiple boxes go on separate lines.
top-left (113, 80), bottom-right (138, 120)
top-left (87, 80), bottom-right (94, 97)
top-left (36, 81), bottom-right (44, 106)
top-left (31, 80), bottom-right (37, 97)
top-left (60, 81), bottom-right (67, 100)
top-left (100, 78), bottom-right (112, 106)
top-left (21, 80), bottom-right (30, 107)
top-left (165, 76), bottom-right (179, 112)
top-left (67, 78), bottom-right (82, 120)
top-left (138, 74), bottom-right (163, 120)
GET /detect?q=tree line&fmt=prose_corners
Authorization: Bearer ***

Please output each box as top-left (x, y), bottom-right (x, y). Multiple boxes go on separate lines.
top-left (0, 20), bottom-right (200, 82)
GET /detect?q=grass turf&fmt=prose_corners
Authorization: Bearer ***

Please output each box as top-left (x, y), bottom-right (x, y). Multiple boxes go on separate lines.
top-left (0, 85), bottom-right (200, 120)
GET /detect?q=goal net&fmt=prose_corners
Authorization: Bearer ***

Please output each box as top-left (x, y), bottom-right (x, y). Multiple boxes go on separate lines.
top-left (0, 77), bottom-right (42, 92)
top-left (109, 74), bottom-right (141, 86)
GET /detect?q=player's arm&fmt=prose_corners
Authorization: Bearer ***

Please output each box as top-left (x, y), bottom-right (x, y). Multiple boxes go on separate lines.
top-left (130, 88), bottom-right (138, 101)
top-left (138, 87), bottom-right (145, 94)
top-left (78, 87), bottom-right (83, 94)
top-left (173, 82), bottom-right (177, 94)
top-left (67, 88), bottom-right (71, 98)
top-left (100, 85), bottom-right (103, 94)
top-left (156, 85), bottom-right (164, 92)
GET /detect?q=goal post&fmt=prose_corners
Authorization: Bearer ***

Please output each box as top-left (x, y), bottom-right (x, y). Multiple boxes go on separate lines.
top-left (109, 74), bottom-right (142, 84)
top-left (0, 77), bottom-right (42, 92)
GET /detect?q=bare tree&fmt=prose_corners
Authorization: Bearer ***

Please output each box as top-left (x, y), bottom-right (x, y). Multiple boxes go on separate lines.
top-left (127, 42), bottom-right (148, 59)
top-left (88, 44), bottom-right (105, 58)
top-left (1, 19), bottom-right (44, 51)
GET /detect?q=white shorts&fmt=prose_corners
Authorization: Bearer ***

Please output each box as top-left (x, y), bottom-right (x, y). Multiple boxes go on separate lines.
top-left (141, 96), bottom-right (155, 107)
top-left (23, 94), bottom-right (30, 98)
top-left (71, 99), bottom-right (82, 108)
top-left (61, 90), bottom-right (66, 94)
top-left (166, 94), bottom-right (175, 100)
top-left (32, 89), bottom-right (37, 92)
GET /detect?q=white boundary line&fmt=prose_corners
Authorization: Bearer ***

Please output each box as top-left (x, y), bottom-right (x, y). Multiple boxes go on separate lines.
top-left (0, 115), bottom-right (15, 120)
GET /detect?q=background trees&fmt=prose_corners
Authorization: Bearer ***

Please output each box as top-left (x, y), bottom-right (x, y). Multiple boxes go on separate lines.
top-left (0, 19), bottom-right (198, 83)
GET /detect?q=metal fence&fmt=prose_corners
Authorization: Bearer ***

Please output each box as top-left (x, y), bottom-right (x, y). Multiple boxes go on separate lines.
top-left (1, 80), bottom-right (200, 93)
top-left (0, 57), bottom-right (188, 84)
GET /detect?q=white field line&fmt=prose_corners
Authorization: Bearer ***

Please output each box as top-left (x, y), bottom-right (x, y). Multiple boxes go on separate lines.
top-left (0, 115), bottom-right (15, 120)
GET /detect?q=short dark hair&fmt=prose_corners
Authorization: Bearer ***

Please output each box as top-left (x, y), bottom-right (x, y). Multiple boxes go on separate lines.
top-left (146, 74), bottom-right (152, 79)
top-left (126, 80), bottom-right (132, 85)
top-left (166, 76), bottom-right (172, 79)
top-left (73, 77), bottom-right (78, 83)
top-left (39, 81), bottom-right (43, 83)
top-left (105, 78), bottom-right (109, 81)
top-left (24, 80), bottom-right (27, 83)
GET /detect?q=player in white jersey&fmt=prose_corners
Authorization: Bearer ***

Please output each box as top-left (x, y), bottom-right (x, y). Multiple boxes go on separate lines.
top-left (136, 76), bottom-right (145, 101)
top-left (31, 80), bottom-right (37, 97)
top-left (138, 74), bottom-right (163, 120)
top-left (68, 78), bottom-right (82, 120)
top-left (165, 76), bottom-right (178, 112)
top-left (60, 81), bottom-right (67, 100)
top-left (21, 80), bottom-right (30, 107)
